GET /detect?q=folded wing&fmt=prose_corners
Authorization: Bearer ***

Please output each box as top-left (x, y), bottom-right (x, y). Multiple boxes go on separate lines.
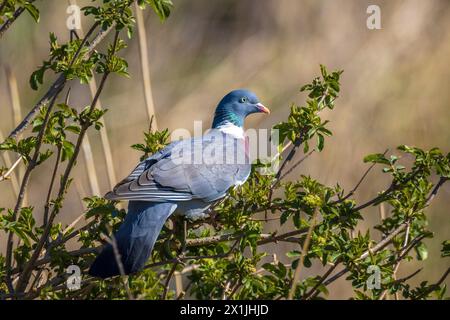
top-left (105, 131), bottom-right (251, 203)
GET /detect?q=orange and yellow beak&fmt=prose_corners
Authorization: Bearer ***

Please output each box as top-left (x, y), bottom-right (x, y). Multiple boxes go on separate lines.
top-left (256, 103), bottom-right (270, 114)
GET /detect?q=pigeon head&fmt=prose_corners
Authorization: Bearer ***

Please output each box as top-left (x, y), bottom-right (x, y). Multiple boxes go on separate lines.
top-left (212, 89), bottom-right (270, 129)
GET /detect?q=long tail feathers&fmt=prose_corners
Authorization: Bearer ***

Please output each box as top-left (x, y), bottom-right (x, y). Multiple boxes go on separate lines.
top-left (89, 201), bottom-right (176, 279)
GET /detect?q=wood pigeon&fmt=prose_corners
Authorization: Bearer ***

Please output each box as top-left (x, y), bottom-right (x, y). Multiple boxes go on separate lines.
top-left (89, 89), bottom-right (270, 278)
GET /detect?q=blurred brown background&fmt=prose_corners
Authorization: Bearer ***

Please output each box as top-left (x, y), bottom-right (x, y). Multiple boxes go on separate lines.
top-left (0, 0), bottom-right (449, 298)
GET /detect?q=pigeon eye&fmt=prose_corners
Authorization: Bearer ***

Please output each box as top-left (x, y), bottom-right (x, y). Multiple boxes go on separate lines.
top-left (240, 97), bottom-right (248, 103)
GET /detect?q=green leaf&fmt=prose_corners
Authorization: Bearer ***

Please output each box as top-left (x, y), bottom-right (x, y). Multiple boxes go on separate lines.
top-left (363, 153), bottom-right (390, 165)
top-left (29, 68), bottom-right (45, 90)
top-left (303, 140), bottom-right (309, 153)
top-left (61, 140), bottom-right (75, 161)
top-left (320, 64), bottom-right (328, 78)
top-left (286, 250), bottom-right (301, 259)
top-left (127, 25), bottom-right (134, 39)
top-left (37, 149), bottom-right (53, 165)
top-left (147, 0), bottom-right (173, 21)
top-left (415, 242), bottom-right (428, 261)
top-left (441, 240), bottom-right (450, 257)
top-left (303, 255), bottom-right (312, 268)
top-left (318, 126), bottom-right (332, 136)
top-left (65, 125), bottom-right (81, 135)
top-left (317, 134), bottom-right (324, 151)
top-left (280, 211), bottom-right (290, 225)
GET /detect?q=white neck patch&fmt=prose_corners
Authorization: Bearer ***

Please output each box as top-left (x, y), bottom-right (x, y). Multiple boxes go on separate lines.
top-left (216, 122), bottom-right (245, 139)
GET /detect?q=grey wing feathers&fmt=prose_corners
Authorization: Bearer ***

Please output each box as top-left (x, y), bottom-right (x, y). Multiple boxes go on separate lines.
top-left (112, 141), bottom-right (179, 186)
top-left (105, 131), bottom-right (251, 203)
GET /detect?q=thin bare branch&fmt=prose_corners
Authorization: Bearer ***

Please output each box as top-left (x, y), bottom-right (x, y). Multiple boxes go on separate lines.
top-left (332, 150), bottom-right (387, 205)
top-left (107, 231), bottom-right (134, 300)
top-left (416, 267), bottom-right (450, 299)
top-left (161, 262), bottom-right (178, 300)
top-left (288, 208), bottom-right (319, 299)
top-left (14, 31), bottom-right (121, 293)
top-left (319, 222), bottom-right (409, 288)
top-left (70, 0), bottom-right (117, 189)
top-left (303, 263), bottom-right (339, 300)
top-left (279, 149), bottom-right (315, 181)
top-left (425, 176), bottom-right (448, 207)
top-left (0, 1), bottom-right (36, 39)
top-left (134, 1), bottom-right (158, 129)
top-left (5, 92), bottom-right (61, 294)
top-left (0, 156), bottom-right (21, 182)
top-left (379, 222), bottom-right (411, 300)
top-left (80, 135), bottom-right (101, 195)
top-left (43, 145), bottom-right (62, 226)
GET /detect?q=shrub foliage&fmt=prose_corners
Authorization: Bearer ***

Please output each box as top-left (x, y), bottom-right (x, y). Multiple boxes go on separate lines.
top-left (0, 0), bottom-right (449, 300)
